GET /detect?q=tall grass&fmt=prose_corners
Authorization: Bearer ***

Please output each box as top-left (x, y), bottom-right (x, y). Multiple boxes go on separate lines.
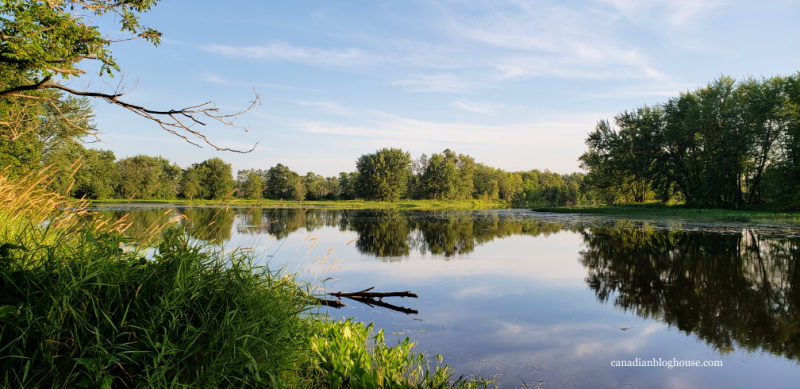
top-left (0, 168), bottom-right (490, 388)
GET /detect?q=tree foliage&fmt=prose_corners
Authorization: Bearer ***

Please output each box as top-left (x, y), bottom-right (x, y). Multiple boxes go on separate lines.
top-left (580, 73), bottom-right (800, 209)
top-left (355, 148), bottom-right (412, 201)
top-left (116, 155), bottom-right (181, 200)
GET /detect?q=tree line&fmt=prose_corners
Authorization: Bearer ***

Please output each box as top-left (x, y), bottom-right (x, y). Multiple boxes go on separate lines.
top-left (580, 73), bottom-right (800, 209)
top-left (7, 132), bottom-right (587, 205)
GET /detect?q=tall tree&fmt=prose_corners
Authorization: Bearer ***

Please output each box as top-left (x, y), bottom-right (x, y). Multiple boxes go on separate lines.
top-left (199, 157), bottom-right (234, 200)
top-left (115, 155), bottom-right (181, 200)
top-left (72, 149), bottom-right (117, 199)
top-left (355, 148), bottom-right (411, 201)
top-left (237, 169), bottom-right (263, 200)
top-left (264, 163), bottom-right (300, 200)
top-left (338, 171), bottom-right (359, 200)
top-left (420, 149), bottom-right (474, 200)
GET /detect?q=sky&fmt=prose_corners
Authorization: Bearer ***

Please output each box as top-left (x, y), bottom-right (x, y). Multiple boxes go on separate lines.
top-left (79, 0), bottom-right (800, 177)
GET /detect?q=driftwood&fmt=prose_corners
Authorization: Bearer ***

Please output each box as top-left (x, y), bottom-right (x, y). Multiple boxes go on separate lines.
top-left (319, 287), bottom-right (419, 315)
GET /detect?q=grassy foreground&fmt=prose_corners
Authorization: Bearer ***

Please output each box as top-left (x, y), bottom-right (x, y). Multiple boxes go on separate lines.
top-left (86, 198), bottom-right (507, 210)
top-left (533, 203), bottom-right (800, 224)
top-left (0, 170), bottom-right (489, 388)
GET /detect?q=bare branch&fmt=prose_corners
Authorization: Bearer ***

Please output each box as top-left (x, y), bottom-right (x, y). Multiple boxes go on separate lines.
top-left (1, 79), bottom-right (262, 153)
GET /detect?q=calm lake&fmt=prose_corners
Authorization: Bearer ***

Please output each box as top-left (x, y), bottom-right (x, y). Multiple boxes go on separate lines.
top-left (96, 206), bottom-right (800, 388)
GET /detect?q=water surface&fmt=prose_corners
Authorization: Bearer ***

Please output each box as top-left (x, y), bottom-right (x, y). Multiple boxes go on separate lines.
top-left (95, 206), bottom-right (800, 388)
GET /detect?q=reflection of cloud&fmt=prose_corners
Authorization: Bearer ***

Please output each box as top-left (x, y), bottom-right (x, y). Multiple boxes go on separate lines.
top-left (454, 285), bottom-right (508, 300)
top-left (456, 319), bottom-right (668, 384)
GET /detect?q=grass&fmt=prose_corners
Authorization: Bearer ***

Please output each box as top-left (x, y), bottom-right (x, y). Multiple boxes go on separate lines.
top-left (0, 169), bottom-right (491, 388)
top-left (85, 198), bottom-right (508, 210)
top-left (533, 202), bottom-right (800, 224)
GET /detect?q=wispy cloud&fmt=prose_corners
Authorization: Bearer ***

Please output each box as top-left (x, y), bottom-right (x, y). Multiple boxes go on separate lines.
top-left (585, 81), bottom-right (700, 100)
top-left (452, 99), bottom-right (505, 114)
top-left (194, 71), bottom-right (324, 91)
top-left (433, 0), bottom-right (667, 81)
top-left (198, 71), bottom-right (232, 85)
top-left (293, 100), bottom-right (356, 116)
top-left (391, 72), bottom-right (482, 93)
top-left (599, 0), bottom-right (726, 29)
top-left (204, 42), bottom-right (382, 67)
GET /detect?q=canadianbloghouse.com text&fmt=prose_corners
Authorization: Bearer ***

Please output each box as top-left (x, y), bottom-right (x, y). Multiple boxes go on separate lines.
top-left (610, 358), bottom-right (723, 369)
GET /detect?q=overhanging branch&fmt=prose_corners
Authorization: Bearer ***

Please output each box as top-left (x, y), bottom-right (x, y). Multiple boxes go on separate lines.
top-left (1, 79), bottom-right (262, 153)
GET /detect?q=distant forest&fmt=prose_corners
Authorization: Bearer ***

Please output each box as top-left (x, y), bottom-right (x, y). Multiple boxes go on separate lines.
top-left (16, 145), bottom-right (586, 206)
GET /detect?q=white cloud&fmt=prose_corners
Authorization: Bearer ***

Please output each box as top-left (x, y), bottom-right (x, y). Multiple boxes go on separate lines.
top-left (204, 42), bottom-right (382, 67)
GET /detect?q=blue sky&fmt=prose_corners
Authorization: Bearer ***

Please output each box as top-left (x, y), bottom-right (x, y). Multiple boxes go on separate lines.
top-left (82, 0), bottom-right (800, 177)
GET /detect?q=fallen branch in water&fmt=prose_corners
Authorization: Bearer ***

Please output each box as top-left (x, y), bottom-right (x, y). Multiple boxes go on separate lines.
top-left (312, 287), bottom-right (419, 315)
top-left (329, 286), bottom-right (418, 300)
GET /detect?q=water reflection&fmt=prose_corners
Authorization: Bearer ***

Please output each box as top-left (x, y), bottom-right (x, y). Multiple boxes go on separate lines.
top-left (580, 221), bottom-right (800, 359)
top-left (97, 207), bottom-right (569, 258)
top-left (92, 205), bottom-right (800, 375)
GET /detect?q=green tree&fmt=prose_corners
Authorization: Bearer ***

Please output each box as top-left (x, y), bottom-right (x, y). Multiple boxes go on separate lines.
top-left (264, 163), bottom-right (300, 200)
top-left (473, 163), bottom-right (500, 201)
top-left (237, 169), bottom-right (263, 200)
top-left (338, 171), bottom-right (359, 200)
top-left (72, 149), bottom-right (117, 199)
top-left (324, 175), bottom-right (340, 199)
top-left (355, 148), bottom-right (411, 201)
top-left (115, 155), bottom-right (181, 200)
top-left (420, 149), bottom-right (473, 200)
top-left (199, 157), bottom-right (234, 200)
top-left (179, 165), bottom-right (206, 200)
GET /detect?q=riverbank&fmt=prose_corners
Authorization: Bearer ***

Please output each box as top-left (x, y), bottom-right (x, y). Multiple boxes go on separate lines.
top-left (533, 203), bottom-right (800, 223)
top-left (86, 198), bottom-right (509, 210)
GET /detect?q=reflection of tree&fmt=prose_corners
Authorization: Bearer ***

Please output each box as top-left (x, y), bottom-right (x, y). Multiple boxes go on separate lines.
top-left (179, 207), bottom-right (234, 243)
top-left (98, 207), bottom-right (573, 259)
top-left (92, 208), bottom-right (183, 241)
top-left (412, 214), bottom-right (475, 256)
top-left (349, 210), bottom-right (412, 257)
top-left (345, 210), bottom-right (570, 259)
top-left (580, 223), bottom-right (800, 360)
